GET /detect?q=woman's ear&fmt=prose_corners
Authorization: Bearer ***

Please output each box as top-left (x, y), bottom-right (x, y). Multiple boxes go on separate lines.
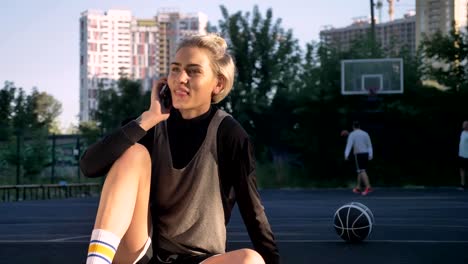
top-left (212, 75), bottom-right (225, 96)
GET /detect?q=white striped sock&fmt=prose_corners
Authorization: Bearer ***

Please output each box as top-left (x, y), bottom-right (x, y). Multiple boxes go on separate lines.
top-left (86, 229), bottom-right (121, 264)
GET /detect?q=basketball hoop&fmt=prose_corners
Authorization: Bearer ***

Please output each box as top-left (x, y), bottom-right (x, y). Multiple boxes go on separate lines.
top-left (340, 58), bottom-right (404, 96)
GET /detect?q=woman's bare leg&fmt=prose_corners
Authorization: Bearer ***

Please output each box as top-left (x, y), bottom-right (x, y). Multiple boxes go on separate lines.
top-left (92, 143), bottom-right (152, 264)
top-left (201, 249), bottom-right (265, 264)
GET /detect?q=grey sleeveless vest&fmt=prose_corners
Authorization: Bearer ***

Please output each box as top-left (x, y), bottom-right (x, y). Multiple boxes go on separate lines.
top-left (151, 109), bottom-right (229, 255)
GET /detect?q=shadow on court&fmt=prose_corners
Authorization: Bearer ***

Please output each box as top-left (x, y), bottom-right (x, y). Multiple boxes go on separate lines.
top-left (0, 188), bottom-right (467, 264)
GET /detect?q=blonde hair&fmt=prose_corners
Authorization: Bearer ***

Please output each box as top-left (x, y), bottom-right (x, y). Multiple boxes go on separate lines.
top-left (176, 34), bottom-right (235, 103)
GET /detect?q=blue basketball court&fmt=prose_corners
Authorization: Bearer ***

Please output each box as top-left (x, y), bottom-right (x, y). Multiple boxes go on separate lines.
top-left (0, 188), bottom-right (467, 264)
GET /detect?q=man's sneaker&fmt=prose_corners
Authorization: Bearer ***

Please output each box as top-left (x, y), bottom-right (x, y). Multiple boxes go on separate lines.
top-left (352, 188), bottom-right (361, 194)
top-left (361, 187), bottom-right (373, 196)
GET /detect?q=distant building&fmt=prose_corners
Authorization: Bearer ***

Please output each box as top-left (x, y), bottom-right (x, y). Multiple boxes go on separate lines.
top-left (319, 13), bottom-right (416, 56)
top-left (131, 18), bottom-right (159, 93)
top-left (415, 0), bottom-right (468, 47)
top-left (79, 9), bottom-right (207, 122)
top-left (79, 10), bottom-right (133, 122)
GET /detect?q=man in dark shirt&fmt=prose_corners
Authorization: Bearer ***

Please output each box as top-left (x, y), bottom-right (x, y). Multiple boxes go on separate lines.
top-left (81, 34), bottom-right (279, 264)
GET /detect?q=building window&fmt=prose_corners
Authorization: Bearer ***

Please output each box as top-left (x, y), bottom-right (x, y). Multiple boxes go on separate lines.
top-left (89, 19), bottom-right (98, 28)
top-left (138, 44), bottom-right (145, 54)
top-left (191, 21), bottom-right (199, 30)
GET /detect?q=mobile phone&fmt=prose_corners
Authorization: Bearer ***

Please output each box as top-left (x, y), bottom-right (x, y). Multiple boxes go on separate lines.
top-left (159, 84), bottom-right (172, 109)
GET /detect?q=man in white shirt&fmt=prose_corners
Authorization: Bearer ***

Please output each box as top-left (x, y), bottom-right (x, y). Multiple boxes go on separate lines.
top-left (345, 121), bottom-right (373, 195)
top-left (458, 120), bottom-right (468, 190)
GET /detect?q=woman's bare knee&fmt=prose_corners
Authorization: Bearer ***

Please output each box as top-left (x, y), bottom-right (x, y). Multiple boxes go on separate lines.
top-left (240, 249), bottom-right (265, 264)
top-left (118, 143), bottom-right (151, 167)
top-left (108, 144), bottom-right (151, 180)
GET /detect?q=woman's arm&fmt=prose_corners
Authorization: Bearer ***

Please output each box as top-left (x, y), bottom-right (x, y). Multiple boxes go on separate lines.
top-left (80, 78), bottom-right (171, 178)
top-left (79, 119), bottom-right (151, 178)
top-left (219, 118), bottom-right (280, 264)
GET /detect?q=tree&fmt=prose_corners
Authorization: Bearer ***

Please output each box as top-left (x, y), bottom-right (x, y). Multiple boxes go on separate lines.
top-left (93, 78), bottom-right (150, 133)
top-left (12, 88), bottom-right (31, 134)
top-left (78, 121), bottom-right (101, 146)
top-left (10, 87), bottom-right (63, 135)
top-left (218, 5), bottom-right (302, 154)
top-left (22, 129), bottom-right (50, 179)
top-left (0, 82), bottom-right (63, 182)
top-left (0, 81), bottom-right (16, 140)
top-left (420, 23), bottom-right (468, 94)
top-left (30, 88), bottom-right (63, 133)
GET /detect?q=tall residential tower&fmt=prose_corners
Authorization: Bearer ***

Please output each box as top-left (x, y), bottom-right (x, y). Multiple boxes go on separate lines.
top-left (416, 0), bottom-right (468, 47)
top-left (79, 10), bottom-right (133, 122)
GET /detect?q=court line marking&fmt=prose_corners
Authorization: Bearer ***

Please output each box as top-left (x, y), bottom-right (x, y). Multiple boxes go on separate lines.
top-left (49, 235), bottom-right (90, 242)
top-left (1, 239), bottom-right (468, 243)
top-left (0, 222), bottom-right (91, 226)
top-left (231, 223), bottom-right (468, 228)
top-left (231, 240), bottom-right (468, 243)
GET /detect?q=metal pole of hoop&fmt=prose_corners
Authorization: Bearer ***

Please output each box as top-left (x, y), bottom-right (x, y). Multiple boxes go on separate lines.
top-left (367, 86), bottom-right (379, 102)
top-left (365, 86), bottom-right (382, 112)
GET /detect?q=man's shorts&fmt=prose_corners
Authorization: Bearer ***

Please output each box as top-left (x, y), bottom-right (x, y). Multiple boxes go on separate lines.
top-left (354, 153), bottom-right (369, 173)
top-left (459, 156), bottom-right (468, 170)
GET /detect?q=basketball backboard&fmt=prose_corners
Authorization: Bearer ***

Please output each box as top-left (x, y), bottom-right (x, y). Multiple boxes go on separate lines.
top-left (341, 58), bottom-right (404, 95)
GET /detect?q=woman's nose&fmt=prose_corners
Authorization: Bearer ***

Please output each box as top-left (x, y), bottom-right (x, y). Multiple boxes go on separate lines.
top-left (177, 70), bottom-right (189, 83)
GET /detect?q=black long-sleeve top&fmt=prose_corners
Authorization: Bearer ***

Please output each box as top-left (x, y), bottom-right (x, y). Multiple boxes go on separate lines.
top-left (79, 106), bottom-right (280, 264)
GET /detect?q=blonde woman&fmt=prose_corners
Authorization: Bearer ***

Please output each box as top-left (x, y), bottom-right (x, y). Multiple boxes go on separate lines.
top-left (80, 34), bottom-right (279, 264)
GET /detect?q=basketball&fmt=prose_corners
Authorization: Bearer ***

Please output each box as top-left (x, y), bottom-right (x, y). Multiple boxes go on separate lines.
top-left (333, 202), bottom-right (374, 242)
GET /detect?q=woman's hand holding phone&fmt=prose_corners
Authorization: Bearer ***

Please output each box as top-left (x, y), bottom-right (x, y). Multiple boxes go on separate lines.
top-left (136, 78), bottom-right (171, 131)
top-left (159, 83), bottom-right (172, 109)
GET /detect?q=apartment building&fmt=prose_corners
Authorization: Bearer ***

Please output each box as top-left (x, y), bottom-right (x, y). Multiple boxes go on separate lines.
top-left (79, 9), bottom-right (133, 122)
top-left (131, 19), bottom-right (158, 93)
top-left (320, 13), bottom-right (416, 56)
top-left (415, 0), bottom-right (468, 47)
top-left (79, 9), bottom-right (207, 122)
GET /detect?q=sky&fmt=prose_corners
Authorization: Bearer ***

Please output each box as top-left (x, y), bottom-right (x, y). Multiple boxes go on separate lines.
top-left (0, 0), bottom-right (415, 131)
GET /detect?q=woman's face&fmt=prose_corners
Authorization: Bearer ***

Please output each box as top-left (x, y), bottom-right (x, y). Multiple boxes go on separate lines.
top-left (167, 46), bottom-right (222, 119)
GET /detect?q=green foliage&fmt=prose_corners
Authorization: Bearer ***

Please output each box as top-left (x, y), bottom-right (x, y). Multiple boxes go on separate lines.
top-left (78, 121), bottom-right (101, 146)
top-left (0, 82), bottom-right (62, 182)
top-left (2, 128), bottom-right (50, 182)
top-left (31, 89), bottom-right (63, 132)
top-left (0, 81), bottom-right (16, 140)
top-left (93, 78), bottom-right (150, 133)
top-left (1, 84), bottom-right (62, 135)
top-left (218, 5), bottom-right (302, 154)
top-left (420, 23), bottom-right (468, 93)
top-left (23, 129), bottom-right (50, 179)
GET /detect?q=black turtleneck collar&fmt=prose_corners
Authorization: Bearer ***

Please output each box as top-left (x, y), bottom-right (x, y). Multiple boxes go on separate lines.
top-left (167, 105), bottom-right (217, 169)
top-left (170, 105), bottom-right (216, 125)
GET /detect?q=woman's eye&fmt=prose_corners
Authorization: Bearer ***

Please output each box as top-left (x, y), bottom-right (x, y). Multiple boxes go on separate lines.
top-left (187, 68), bottom-right (201, 75)
top-left (170, 67), bottom-right (180, 73)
